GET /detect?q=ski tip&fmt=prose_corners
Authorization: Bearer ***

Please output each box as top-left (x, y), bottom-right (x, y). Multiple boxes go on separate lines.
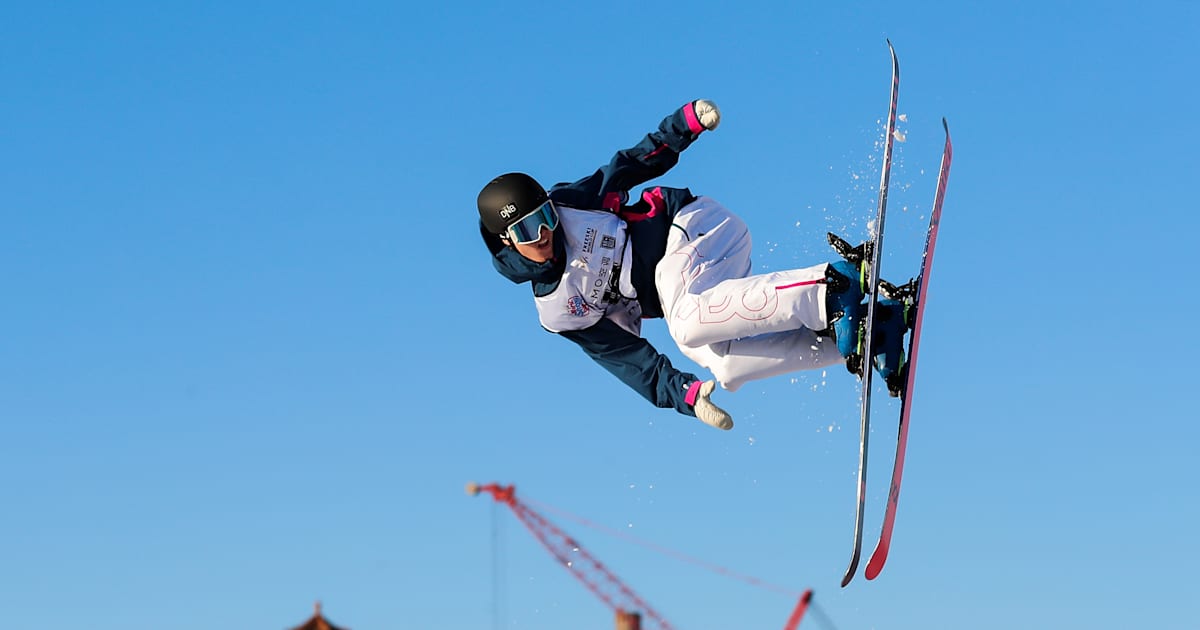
top-left (865, 552), bottom-right (887, 580)
top-left (942, 117), bottom-right (949, 132)
top-left (866, 532), bottom-right (893, 580)
top-left (840, 559), bottom-right (859, 587)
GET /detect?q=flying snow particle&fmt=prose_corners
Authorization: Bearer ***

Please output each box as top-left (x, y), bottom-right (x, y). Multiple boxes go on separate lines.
top-left (898, 114), bottom-right (908, 122)
top-left (892, 130), bottom-right (907, 142)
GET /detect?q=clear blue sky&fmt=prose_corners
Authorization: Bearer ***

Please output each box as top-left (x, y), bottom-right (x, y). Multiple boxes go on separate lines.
top-left (3, 2), bottom-right (1198, 629)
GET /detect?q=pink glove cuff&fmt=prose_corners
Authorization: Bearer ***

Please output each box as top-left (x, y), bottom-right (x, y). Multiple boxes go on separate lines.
top-left (683, 101), bottom-right (706, 134)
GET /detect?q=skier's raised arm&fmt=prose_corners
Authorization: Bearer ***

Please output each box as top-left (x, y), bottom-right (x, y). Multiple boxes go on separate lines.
top-left (549, 100), bottom-right (721, 209)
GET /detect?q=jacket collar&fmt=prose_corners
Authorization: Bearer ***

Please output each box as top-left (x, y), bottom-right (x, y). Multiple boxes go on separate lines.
top-left (479, 221), bottom-right (566, 296)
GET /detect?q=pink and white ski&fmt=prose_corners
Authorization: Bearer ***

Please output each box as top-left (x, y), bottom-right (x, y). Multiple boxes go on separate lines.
top-left (864, 118), bottom-right (954, 581)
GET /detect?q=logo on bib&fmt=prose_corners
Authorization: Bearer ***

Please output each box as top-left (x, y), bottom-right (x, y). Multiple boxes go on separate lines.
top-left (566, 295), bottom-right (590, 317)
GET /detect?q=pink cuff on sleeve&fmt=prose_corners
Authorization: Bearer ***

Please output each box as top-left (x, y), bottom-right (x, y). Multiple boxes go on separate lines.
top-left (685, 380), bottom-right (703, 406)
top-left (683, 101), bottom-right (705, 134)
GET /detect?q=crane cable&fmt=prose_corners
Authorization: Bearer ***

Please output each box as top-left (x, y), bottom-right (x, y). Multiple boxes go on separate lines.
top-left (524, 495), bottom-right (839, 630)
top-left (523, 495), bottom-right (801, 597)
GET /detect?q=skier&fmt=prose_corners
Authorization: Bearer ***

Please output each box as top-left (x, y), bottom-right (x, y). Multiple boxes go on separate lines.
top-left (477, 100), bottom-right (907, 431)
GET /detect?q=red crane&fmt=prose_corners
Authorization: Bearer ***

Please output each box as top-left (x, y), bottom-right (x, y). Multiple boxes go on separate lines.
top-left (468, 481), bottom-right (815, 630)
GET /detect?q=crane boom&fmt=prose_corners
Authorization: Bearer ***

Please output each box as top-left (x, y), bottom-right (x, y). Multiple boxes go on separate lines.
top-left (469, 482), bottom-right (672, 629)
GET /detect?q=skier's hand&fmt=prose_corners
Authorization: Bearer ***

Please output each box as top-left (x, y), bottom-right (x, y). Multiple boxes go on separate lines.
top-left (693, 99), bottom-right (721, 131)
top-left (693, 380), bottom-right (733, 430)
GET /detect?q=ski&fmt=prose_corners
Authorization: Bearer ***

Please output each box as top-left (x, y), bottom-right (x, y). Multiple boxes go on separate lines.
top-left (842, 38), bottom-right (899, 588)
top-left (864, 118), bottom-right (953, 581)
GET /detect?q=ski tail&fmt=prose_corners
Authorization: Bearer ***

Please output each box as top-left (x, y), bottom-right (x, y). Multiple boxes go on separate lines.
top-left (842, 37), bottom-right (899, 588)
top-left (864, 117), bottom-right (953, 581)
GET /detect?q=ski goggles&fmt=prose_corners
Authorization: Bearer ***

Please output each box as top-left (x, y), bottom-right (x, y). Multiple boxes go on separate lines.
top-left (504, 200), bottom-right (559, 244)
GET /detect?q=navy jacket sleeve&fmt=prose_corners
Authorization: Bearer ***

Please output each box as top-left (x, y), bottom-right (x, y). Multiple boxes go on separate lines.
top-left (548, 101), bottom-right (709, 209)
top-left (558, 318), bottom-right (699, 417)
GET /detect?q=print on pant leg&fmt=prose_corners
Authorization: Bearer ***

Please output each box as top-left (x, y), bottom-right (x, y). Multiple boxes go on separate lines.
top-left (668, 250), bottom-right (777, 323)
top-left (668, 259), bottom-right (827, 348)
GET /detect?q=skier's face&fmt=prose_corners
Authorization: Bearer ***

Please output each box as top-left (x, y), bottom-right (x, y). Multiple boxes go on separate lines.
top-left (508, 225), bottom-right (555, 263)
top-left (501, 200), bottom-right (558, 263)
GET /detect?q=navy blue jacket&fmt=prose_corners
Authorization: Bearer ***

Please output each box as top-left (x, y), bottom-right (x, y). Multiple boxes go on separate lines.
top-left (481, 103), bottom-right (711, 416)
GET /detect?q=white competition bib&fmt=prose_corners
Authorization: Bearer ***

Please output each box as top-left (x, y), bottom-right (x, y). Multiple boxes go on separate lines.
top-left (535, 206), bottom-right (641, 335)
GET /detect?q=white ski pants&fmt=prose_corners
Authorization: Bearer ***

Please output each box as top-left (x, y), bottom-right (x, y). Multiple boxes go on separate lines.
top-left (655, 197), bottom-right (844, 392)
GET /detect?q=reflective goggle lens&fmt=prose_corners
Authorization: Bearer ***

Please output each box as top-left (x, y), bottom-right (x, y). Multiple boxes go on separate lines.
top-left (506, 200), bottom-right (558, 244)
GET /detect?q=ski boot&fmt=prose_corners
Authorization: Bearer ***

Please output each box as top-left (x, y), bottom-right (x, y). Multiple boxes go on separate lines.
top-left (875, 279), bottom-right (919, 397)
top-left (824, 233), bottom-right (871, 376)
top-left (824, 233), bottom-right (912, 394)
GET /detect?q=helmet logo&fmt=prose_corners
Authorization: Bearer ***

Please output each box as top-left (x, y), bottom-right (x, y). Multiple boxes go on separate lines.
top-left (500, 203), bottom-right (519, 219)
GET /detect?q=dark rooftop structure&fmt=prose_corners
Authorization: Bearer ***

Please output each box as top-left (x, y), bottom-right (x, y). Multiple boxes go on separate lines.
top-left (288, 602), bottom-right (349, 630)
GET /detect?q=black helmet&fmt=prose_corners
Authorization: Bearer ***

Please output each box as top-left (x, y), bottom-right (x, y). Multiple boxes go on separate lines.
top-left (477, 172), bottom-right (548, 235)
